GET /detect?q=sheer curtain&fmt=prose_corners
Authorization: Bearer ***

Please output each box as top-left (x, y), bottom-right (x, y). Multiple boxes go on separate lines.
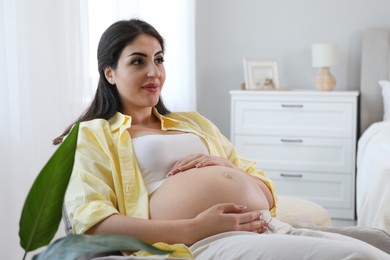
top-left (0, 0), bottom-right (89, 258)
top-left (0, 0), bottom-right (194, 258)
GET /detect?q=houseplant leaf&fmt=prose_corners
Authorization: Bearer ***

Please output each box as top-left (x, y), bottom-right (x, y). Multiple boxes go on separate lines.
top-left (19, 122), bottom-right (80, 256)
top-left (33, 234), bottom-right (172, 260)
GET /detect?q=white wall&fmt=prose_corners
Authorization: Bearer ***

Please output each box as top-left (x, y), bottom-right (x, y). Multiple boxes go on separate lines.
top-left (195, 0), bottom-right (390, 137)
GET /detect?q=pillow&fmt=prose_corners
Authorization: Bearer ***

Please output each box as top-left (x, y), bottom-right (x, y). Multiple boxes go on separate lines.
top-left (379, 80), bottom-right (390, 121)
top-left (275, 195), bottom-right (332, 228)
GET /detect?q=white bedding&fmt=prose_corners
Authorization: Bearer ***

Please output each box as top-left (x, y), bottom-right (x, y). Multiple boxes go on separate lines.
top-left (356, 120), bottom-right (390, 233)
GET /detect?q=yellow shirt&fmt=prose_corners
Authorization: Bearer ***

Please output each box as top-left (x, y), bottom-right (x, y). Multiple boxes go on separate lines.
top-left (64, 109), bottom-right (277, 255)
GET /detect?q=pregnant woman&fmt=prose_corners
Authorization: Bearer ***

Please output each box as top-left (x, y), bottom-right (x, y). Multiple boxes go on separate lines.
top-left (58, 19), bottom-right (389, 259)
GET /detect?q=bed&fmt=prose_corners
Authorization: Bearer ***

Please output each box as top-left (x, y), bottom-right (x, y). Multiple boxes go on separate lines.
top-left (357, 28), bottom-right (390, 233)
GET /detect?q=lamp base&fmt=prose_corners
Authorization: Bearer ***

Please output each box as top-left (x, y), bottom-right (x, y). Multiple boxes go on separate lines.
top-left (315, 67), bottom-right (336, 91)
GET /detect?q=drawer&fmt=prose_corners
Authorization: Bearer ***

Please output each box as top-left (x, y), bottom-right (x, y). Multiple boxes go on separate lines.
top-left (266, 170), bottom-right (353, 209)
top-left (232, 100), bottom-right (354, 137)
top-left (234, 135), bottom-right (353, 173)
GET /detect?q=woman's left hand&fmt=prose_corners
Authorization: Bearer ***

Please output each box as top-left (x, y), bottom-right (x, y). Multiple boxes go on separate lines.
top-left (166, 154), bottom-right (235, 177)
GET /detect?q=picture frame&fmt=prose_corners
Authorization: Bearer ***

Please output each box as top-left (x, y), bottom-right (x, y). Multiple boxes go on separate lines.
top-left (243, 59), bottom-right (280, 90)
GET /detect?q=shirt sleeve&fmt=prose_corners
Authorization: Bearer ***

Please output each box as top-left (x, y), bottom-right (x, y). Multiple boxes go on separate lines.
top-left (64, 121), bottom-right (119, 234)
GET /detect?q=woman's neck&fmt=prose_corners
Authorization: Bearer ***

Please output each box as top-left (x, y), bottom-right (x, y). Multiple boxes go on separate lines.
top-left (128, 108), bottom-right (159, 128)
top-left (126, 108), bottom-right (163, 138)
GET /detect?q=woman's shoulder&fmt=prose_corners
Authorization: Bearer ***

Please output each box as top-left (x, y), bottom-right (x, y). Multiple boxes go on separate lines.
top-left (166, 111), bottom-right (219, 131)
top-left (79, 112), bottom-right (130, 132)
top-left (79, 118), bottom-right (110, 130)
top-left (76, 116), bottom-right (123, 146)
top-left (166, 111), bottom-right (213, 124)
top-left (167, 111), bottom-right (204, 120)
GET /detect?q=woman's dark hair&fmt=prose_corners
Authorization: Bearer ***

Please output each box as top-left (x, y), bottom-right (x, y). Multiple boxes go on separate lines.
top-left (53, 19), bottom-right (170, 145)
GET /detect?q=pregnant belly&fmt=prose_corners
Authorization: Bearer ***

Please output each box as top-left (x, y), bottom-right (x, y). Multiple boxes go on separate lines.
top-left (149, 166), bottom-right (270, 220)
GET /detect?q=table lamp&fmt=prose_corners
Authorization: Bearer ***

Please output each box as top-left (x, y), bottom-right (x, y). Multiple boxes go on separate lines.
top-left (312, 43), bottom-right (337, 91)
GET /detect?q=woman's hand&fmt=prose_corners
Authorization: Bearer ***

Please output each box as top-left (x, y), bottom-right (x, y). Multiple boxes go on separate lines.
top-left (187, 203), bottom-right (268, 243)
top-left (167, 154), bottom-right (235, 177)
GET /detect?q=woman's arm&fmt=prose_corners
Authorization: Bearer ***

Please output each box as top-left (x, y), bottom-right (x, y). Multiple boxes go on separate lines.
top-left (86, 203), bottom-right (267, 245)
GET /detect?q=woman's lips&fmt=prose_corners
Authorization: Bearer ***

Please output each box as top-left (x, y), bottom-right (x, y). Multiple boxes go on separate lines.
top-left (142, 83), bottom-right (159, 92)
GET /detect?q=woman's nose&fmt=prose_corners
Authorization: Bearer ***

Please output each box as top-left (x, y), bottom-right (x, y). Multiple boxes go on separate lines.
top-left (147, 63), bottom-right (161, 78)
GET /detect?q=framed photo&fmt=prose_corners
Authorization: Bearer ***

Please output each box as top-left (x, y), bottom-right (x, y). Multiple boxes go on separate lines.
top-left (243, 59), bottom-right (280, 90)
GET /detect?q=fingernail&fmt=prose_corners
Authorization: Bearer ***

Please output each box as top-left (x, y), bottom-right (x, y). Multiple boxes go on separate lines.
top-left (237, 205), bottom-right (247, 209)
top-left (195, 163), bottom-right (201, 167)
top-left (166, 172), bottom-right (173, 178)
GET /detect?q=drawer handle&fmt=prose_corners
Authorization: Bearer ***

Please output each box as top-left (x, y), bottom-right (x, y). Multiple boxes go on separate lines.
top-left (280, 173), bottom-right (303, 178)
top-left (281, 139), bottom-right (303, 143)
top-left (281, 104), bottom-right (304, 108)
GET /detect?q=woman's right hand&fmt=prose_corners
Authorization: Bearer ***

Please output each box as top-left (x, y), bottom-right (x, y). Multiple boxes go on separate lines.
top-left (189, 203), bottom-right (267, 243)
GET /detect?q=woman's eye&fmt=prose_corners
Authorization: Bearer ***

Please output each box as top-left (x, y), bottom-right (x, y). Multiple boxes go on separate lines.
top-left (155, 57), bottom-right (165, 64)
top-left (131, 58), bottom-right (144, 65)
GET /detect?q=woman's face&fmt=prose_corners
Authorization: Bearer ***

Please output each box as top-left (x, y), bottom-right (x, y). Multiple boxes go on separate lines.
top-left (105, 34), bottom-right (165, 114)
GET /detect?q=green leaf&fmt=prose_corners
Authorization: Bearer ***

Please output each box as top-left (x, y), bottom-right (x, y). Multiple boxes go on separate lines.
top-left (19, 122), bottom-right (80, 254)
top-left (32, 234), bottom-right (172, 260)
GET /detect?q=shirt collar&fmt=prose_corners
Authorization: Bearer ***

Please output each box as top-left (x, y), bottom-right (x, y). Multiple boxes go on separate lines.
top-left (108, 108), bottom-right (180, 132)
top-left (108, 112), bottom-right (131, 132)
top-left (152, 107), bottom-right (181, 130)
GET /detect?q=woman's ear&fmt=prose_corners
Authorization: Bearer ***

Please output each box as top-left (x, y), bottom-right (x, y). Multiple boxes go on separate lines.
top-left (104, 67), bottom-right (115, 85)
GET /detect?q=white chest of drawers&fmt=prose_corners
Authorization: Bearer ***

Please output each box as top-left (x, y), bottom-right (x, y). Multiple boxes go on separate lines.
top-left (230, 90), bottom-right (359, 219)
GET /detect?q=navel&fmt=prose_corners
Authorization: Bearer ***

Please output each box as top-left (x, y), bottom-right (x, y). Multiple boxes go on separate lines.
top-left (223, 173), bottom-right (233, 179)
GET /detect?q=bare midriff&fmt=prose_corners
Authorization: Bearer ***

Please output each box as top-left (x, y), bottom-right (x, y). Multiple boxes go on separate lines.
top-left (149, 166), bottom-right (273, 220)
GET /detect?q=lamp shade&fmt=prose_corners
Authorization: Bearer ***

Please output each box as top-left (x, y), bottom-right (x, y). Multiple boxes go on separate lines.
top-left (312, 43), bottom-right (337, 67)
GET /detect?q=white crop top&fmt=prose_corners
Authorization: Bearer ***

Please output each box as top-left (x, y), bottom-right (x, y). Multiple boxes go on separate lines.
top-left (132, 133), bottom-right (209, 194)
